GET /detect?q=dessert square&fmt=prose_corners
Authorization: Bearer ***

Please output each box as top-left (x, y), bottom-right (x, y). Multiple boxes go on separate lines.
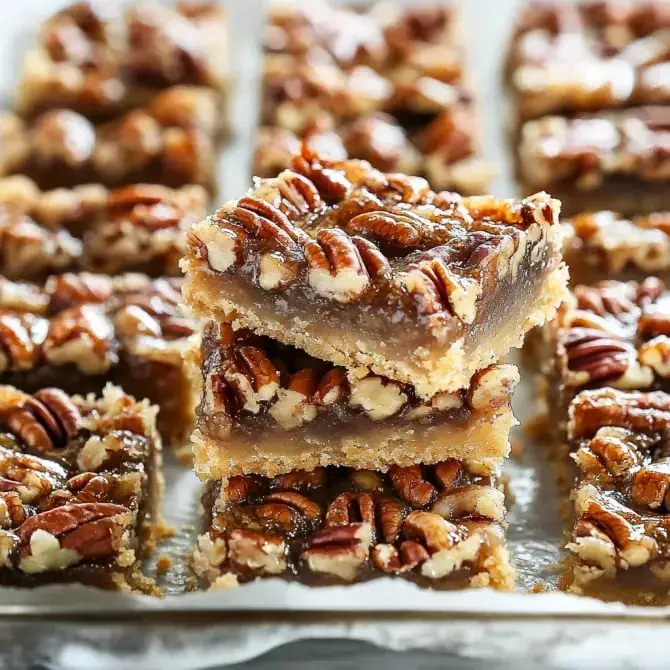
top-left (541, 277), bottom-right (670, 440)
top-left (563, 388), bottom-right (670, 604)
top-left (0, 177), bottom-right (207, 280)
top-left (255, 2), bottom-right (491, 194)
top-left (563, 210), bottom-right (670, 286)
top-left (0, 86), bottom-right (218, 191)
top-left (16, 2), bottom-right (230, 120)
top-left (183, 150), bottom-right (568, 399)
top-left (0, 384), bottom-right (161, 591)
top-left (190, 321), bottom-right (518, 479)
top-left (506, 2), bottom-right (670, 123)
top-left (0, 272), bottom-right (197, 448)
top-left (193, 458), bottom-right (514, 590)
top-left (518, 107), bottom-right (670, 216)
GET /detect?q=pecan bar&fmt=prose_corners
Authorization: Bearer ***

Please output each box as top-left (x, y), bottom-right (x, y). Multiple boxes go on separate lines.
top-left (257, 2), bottom-right (491, 194)
top-left (0, 272), bottom-right (196, 448)
top-left (15, 2), bottom-right (229, 120)
top-left (0, 384), bottom-right (161, 590)
top-left (563, 388), bottom-right (670, 603)
top-left (507, 2), bottom-right (670, 122)
top-left (0, 177), bottom-right (207, 280)
top-left (183, 150), bottom-right (568, 399)
top-left (193, 458), bottom-right (514, 590)
top-left (0, 86), bottom-right (217, 190)
top-left (541, 277), bottom-right (670, 440)
top-left (190, 321), bottom-right (518, 479)
top-left (563, 210), bottom-right (670, 286)
top-left (518, 107), bottom-right (670, 216)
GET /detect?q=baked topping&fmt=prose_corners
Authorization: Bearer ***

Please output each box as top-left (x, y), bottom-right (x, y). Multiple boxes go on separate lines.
top-left (0, 272), bottom-right (194, 376)
top-left (0, 177), bottom-right (206, 280)
top-left (187, 148), bottom-right (561, 328)
top-left (566, 387), bottom-right (670, 583)
top-left (198, 321), bottom-right (518, 433)
top-left (563, 210), bottom-right (670, 274)
top-left (193, 458), bottom-right (508, 585)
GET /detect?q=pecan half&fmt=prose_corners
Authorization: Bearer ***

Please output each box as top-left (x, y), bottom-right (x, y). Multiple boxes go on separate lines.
top-left (560, 327), bottom-right (633, 385)
top-left (270, 468), bottom-right (328, 491)
top-left (304, 229), bottom-right (371, 303)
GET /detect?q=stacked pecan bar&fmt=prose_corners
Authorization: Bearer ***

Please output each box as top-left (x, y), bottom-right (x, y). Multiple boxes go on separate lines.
top-left (0, 384), bottom-right (162, 591)
top-left (0, 272), bottom-right (196, 449)
top-left (255, 1), bottom-right (491, 194)
top-left (541, 278), bottom-right (670, 601)
top-left (184, 150), bottom-right (568, 588)
top-left (508, 2), bottom-right (670, 215)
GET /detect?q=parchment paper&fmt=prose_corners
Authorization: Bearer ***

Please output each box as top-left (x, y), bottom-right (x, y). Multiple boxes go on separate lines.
top-left (2, 2), bottom-right (670, 669)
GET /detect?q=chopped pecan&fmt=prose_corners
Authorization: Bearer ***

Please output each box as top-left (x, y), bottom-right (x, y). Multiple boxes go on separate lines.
top-left (264, 491), bottom-right (321, 520)
top-left (0, 491), bottom-right (26, 529)
top-left (350, 376), bottom-right (407, 420)
top-left (32, 110), bottom-right (96, 168)
top-left (0, 314), bottom-right (37, 373)
top-left (271, 468), bottom-right (328, 491)
top-left (0, 446), bottom-right (67, 503)
top-left (42, 304), bottom-right (115, 375)
top-left (569, 388), bottom-right (670, 439)
top-left (467, 364), bottom-right (518, 411)
top-left (575, 426), bottom-right (641, 478)
top-left (574, 485), bottom-right (657, 569)
top-left (313, 368), bottom-right (347, 405)
top-left (269, 368), bottom-right (318, 429)
top-left (639, 335), bottom-right (670, 377)
top-left (431, 484), bottom-right (505, 523)
top-left (45, 273), bottom-right (113, 313)
top-left (433, 460), bottom-right (463, 489)
top-left (325, 492), bottom-right (375, 528)
top-left (389, 465), bottom-right (437, 508)
top-left (227, 528), bottom-right (286, 575)
top-left (638, 305), bottom-right (670, 339)
top-left (372, 540), bottom-right (430, 574)
top-left (226, 475), bottom-right (261, 504)
top-left (302, 522), bottom-right (372, 581)
top-left (631, 458), bottom-right (670, 510)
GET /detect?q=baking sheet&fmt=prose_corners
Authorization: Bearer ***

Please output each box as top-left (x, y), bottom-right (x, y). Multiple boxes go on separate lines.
top-left (3, 1), bottom-right (670, 668)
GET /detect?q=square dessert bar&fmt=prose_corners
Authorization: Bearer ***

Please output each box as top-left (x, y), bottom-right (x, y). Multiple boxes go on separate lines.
top-left (190, 321), bottom-right (518, 479)
top-left (541, 277), bottom-right (670, 440)
top-left (563, 388), bottom-right (670, 603)
top-left (506, 1), bottom-right (670, 123)
top-left (518, 107), bottom-right (670, 216)
top-left (562, 210), bottom-right (670, 286)
top-left (0, 86), bottom-right (218, 191)
top-left (193, 458), bottom-right (514, 590)
top-left (16, 2), bottom-right (229, 120)
top-left (183, 151), bottom-right (568, 399)
top-left (256, 2), bottom-right (491, 194)
top-left (0, 384), bottom-right (161, 591)
top-left (0, 272), bottom-right (197, 448)
top-left (0, 177), bottom-right (207, 280)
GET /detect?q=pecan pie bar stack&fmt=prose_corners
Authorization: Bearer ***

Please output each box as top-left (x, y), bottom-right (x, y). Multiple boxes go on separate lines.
top-left (0, 86), bottom-right (218, 191)
top-left (0, 272), bottom-right (197, 448)
top-left (15, 2), bottom-right (229, 121)
top-left (255, 1), bottom-right (491, 194)
top-left (0, 384), bottom-right (162, 591)
top-left (0, 177), bottom-right (207, 280)
top-left (507, 2), bottom-right (670, 215)
top-left (183, 150), bottom-right (570, 589)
